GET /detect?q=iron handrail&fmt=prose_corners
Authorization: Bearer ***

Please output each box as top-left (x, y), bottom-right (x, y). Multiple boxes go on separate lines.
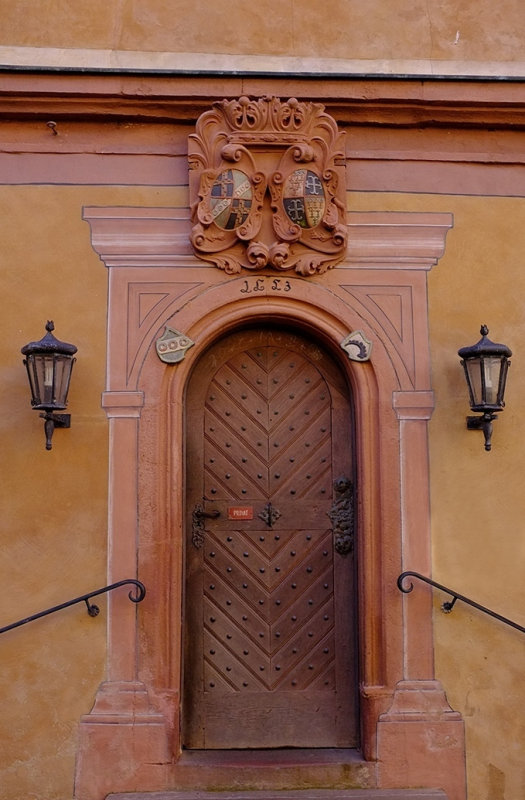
top-left (0, 579), bottom-right (146, 636)
top-left (397, 571), bottom-right (525, 635)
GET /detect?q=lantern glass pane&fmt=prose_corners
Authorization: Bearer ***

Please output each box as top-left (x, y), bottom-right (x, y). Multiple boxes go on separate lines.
top-left (30, 355), bottom-right (49, 407)
top-left (53, 356), bottom-right (74, 407)
top-left (24, 356), bottom-right (40, 405)
top-left (42, 355), bottom-right (57, 406)
top-left (482, 357), bottom-right (502, 406)
top-left (465, 359), bottom-right (483, 407)
top-left (26, 354), bottom-right (74, 410)
top-left (497, 359), bottom-right (509, 406)
top-left (464, 356), bottom-right (505, 410)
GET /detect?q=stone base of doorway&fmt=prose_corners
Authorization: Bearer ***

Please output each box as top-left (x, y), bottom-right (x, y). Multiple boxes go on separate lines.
top-left (116, 749), bottom-right (377, 794)
top-left (106, 791), bottom-right (448, 800)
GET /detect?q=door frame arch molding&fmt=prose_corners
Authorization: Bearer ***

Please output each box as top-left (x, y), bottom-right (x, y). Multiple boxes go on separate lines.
top-left (75, 207), bottom-right (466, 800)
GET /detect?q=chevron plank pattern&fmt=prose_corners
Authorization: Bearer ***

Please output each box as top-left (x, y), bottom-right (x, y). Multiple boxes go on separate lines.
top-left (184, 330), bottom-right (357, 747)
top-left (202, 345), bottom-right (335, 693)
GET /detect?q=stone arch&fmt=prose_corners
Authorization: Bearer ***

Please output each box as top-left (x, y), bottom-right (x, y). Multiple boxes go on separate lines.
top-left (147, 297), bottom-right (391, 731)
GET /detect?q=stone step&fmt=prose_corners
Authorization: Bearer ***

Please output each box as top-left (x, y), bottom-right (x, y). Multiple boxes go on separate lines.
top-left (107, 791), bottom-right (448, 800)
top-left (127, 748), bottom-right (376, 794)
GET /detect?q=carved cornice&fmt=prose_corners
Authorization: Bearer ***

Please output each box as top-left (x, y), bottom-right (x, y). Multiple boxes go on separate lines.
top-left (1, 73), bottom-right (525, 129)
top-left (346, 212), bottom-right (453, 269)
top-left (83, 207), bottom-right (452, 271)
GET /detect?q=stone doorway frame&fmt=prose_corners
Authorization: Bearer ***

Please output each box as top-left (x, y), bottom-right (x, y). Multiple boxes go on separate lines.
top-left (75, 207), bottom-right (466, 800)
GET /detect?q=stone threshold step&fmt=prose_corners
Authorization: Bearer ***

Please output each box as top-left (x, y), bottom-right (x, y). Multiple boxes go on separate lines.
top-left (107, 791), bottom-right (448, 800)
top-left (153, 748), bottom-right (376, 793)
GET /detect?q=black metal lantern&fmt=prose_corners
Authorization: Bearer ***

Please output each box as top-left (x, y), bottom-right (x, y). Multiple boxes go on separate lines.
top-left (458, 325), bottom-right (511, 452)
top-left (21, 321), bottom-right (77, 450)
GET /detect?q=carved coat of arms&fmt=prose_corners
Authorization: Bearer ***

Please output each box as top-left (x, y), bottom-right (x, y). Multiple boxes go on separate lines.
top-left (189, 96), bottom-right (347, 276)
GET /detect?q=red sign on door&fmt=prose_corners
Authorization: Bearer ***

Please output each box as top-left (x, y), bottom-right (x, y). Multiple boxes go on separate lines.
top-left (227, 506), bottom-right (254, 520)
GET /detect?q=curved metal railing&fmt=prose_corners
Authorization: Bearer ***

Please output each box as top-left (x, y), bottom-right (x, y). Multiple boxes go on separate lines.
top-left (398, 571), bottom-right (524, 635)
top-left (0, 579), bottom-right (146, 636)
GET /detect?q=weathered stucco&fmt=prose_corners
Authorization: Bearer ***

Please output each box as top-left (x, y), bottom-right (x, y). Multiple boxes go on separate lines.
top-left (0, 0), bottom-right (524, 71)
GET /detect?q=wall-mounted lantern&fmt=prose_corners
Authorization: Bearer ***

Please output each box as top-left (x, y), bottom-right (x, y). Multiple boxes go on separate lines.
top-left (458, 325), bottom-right (511, 452)
top-left (21, 321), bottom-right (77, 450)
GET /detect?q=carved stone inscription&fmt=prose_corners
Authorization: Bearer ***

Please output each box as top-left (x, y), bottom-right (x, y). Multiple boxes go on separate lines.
top-left (189, 96), bottom-right (347, 276)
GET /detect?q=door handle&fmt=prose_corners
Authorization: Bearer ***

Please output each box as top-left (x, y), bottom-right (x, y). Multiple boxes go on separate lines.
top-left (193, 508), bottom-right (220, 520)
top-left (192, 504), bottom-right (220, 549)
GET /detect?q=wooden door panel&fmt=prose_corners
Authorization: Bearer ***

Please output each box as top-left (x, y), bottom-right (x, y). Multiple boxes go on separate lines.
top-left (203, 690), bottom-right (343, 749)
top-left (184, 329), bottom-right (357, 749)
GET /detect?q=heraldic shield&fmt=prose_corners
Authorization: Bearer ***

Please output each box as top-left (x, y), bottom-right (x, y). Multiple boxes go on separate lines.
top-left (156, 327), bottom-right (195, 364)
top-left (210, 169), bottom-right (253, 231)
top-left (189, 96), bottom-right (347, 275)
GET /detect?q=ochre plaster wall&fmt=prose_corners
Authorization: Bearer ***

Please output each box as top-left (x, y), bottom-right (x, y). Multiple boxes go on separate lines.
top-left (1, 181), bottom-right (524, 799)
top-left (0, 0), bottom-right (523, 67)
top-left (0, 185), bottom-right (174, 800)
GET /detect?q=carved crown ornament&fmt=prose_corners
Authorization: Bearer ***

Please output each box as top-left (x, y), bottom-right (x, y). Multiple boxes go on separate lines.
top-left (188, 96), bottom-right (348, 276)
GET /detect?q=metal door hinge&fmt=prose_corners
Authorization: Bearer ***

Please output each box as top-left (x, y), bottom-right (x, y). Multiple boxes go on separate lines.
top-left (328, 476), bottom-right (355, 556)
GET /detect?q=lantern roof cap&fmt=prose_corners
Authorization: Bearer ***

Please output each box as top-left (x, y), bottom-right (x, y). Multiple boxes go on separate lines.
top-left (21, 320), bottom-right (77, 357)
top-left (458, 324), bottom-right (512, 360)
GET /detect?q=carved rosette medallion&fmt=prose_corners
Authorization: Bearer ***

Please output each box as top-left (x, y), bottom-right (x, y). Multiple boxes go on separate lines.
top-left (189, 96), bottom-right (347, 275)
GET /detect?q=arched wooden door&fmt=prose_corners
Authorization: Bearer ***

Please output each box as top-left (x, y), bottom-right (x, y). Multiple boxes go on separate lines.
top-left (183, 327), bottom-right (357, 749)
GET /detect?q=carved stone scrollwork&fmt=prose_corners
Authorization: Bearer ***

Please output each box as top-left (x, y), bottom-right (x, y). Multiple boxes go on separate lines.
top-left (189, 96), bottom-right (347, 275)
top-left (328, 476), bottom-right (355, 556)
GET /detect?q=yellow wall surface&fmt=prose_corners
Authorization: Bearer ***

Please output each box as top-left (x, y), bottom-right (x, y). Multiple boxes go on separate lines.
top-left (1, 181), bottom-right (524, 799)
top-left (0, 184), bottom-right (177, 800)
top-left (0, 0), bottom-right (524, 72)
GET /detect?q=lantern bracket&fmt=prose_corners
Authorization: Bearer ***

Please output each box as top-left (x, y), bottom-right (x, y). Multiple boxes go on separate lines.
top-left (466, 410), bottom-right (497, 451)
top-left (40, 411), bottom-right (71, 451)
